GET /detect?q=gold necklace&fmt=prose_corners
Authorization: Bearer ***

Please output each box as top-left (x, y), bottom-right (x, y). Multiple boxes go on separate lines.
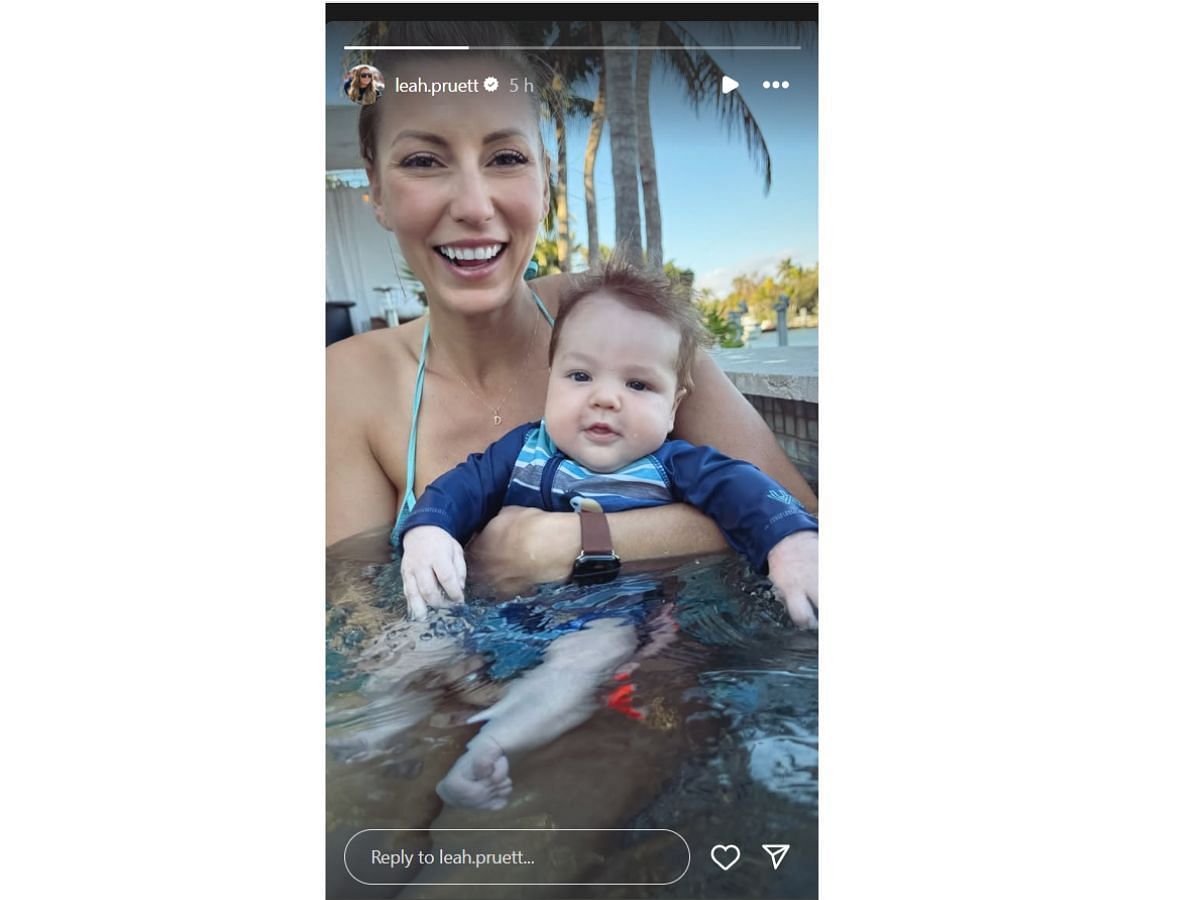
top-left (433, 311), bottom-right (540, 427)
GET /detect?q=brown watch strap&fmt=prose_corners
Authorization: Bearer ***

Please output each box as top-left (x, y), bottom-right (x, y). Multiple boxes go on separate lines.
top-left (577, 506), bottom-right (615, 556)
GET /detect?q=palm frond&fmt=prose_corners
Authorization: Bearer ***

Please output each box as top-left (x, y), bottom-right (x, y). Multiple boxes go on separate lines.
top-left (656, 24), bottom-right (773, 194)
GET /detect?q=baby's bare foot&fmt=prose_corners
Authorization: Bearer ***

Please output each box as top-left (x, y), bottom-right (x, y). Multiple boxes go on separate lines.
top-left (436, 735), bottom-right (512, 810)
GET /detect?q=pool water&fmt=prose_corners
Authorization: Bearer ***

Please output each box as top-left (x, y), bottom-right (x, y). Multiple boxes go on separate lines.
top-left (327, 544), bottom-right (817, 899)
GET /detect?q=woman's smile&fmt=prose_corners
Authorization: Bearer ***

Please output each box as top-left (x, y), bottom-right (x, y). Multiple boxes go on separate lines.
top-left (433, 240), bottom-right (510, 279)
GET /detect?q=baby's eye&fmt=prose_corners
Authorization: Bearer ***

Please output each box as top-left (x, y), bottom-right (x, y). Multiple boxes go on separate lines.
top-left (492, 150), bottom-right (530, 167)
top-left (399, 153), bottom-right (441, 168)
top-left (568, 371), bottom-right (591, 383)
top-left (627, 380), bottom-right (650, 392)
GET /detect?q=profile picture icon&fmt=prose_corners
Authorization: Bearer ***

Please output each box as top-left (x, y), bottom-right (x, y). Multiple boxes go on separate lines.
top-left (344, 64), bottom-right (384, 106)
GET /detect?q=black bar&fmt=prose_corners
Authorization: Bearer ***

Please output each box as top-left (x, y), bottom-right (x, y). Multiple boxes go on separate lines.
top-left (327, 4), bottom-right (817, 25)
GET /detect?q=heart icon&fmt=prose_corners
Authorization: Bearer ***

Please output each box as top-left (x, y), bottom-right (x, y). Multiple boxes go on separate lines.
top-left (710, 844), bottom-right (741, 871)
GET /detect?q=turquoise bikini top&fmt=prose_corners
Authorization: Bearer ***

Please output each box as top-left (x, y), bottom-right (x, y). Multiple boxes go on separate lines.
top-left (389, 287), bottom-right (555, 548)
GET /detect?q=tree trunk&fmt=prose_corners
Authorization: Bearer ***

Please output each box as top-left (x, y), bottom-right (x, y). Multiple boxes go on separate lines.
top-left (554, 84), bottom-right (571, 273)
top-left (636, 21), bottom-right (663, 271)
top-left (584, 57), bottom-right (606, 271)
top-left (601, 21), bottom-right (644, 268)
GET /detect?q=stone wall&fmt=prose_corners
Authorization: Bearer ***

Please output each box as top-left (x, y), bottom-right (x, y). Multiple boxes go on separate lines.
top-left (744, 395), bottom-right (819, 495)
top-left (709, 346), bottom-right (819, 496)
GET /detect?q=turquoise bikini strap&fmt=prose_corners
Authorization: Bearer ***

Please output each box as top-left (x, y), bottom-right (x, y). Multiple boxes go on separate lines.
top-left (391, 294), bottom-right (547, 549)
top-left (529, 286), bottom-right (555, 326)
top-left (391, 319), bottom-right (429, 547)
top-left (404, 320), bottom-right (431, 506)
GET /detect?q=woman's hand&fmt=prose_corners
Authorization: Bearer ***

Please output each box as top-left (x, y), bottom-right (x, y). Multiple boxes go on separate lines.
top-left (467, 507), bottom-right (580, 595)
top-left (766, 531), bottom-right (819, 629)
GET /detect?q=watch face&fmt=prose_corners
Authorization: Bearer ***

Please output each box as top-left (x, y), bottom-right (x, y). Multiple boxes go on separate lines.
top-left (572, 554), bottom-right (621, 585)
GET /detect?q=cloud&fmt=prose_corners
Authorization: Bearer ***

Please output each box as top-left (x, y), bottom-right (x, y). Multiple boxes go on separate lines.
top-left (695, 248), bottom-right (810, 298)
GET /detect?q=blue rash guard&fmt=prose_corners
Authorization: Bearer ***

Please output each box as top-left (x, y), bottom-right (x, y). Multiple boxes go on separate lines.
top-left (396, 420), bottom-right (817, 573)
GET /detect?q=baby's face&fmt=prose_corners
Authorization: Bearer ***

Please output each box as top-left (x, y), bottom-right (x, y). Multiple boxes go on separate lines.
top-left (545, 292), bottom-right (684, 473)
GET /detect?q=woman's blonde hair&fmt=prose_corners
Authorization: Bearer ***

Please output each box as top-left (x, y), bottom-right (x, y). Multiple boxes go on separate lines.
top-left (347, 65), bottom-right (382, 105)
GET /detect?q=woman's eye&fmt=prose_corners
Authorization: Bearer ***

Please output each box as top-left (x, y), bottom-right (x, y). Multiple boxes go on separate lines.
top-left (400, 154), bottom-right (440, 169)
top-left (492, 150), bottom-right (529, 167)
top-left (627, 380), bottom-right (649, 392)
top-left (569, 371), bottom-right (591, 383)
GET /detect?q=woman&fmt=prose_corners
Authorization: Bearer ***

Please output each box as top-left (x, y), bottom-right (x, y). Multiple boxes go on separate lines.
top-left (327, 50), bottom-right (817, 586)
top-left (326, 39), bottom-right (818, 893)
top-left (343, 64), bottom-right (383, 105)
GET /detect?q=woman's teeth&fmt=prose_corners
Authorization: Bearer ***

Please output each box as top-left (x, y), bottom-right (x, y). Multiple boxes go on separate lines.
top-left (437, 244), bottom-right (504, 262)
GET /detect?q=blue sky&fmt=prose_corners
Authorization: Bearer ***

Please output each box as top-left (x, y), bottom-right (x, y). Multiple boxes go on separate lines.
top-left (327, 22), bottom-right (817, 297)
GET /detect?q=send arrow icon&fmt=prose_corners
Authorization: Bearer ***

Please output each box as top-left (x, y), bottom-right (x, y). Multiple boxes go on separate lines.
top-left (762, 844), bottom-right (790, 870)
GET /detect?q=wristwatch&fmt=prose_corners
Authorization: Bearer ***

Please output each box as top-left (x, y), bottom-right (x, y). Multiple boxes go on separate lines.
top-left (570, 497), bottom-right (621, 584)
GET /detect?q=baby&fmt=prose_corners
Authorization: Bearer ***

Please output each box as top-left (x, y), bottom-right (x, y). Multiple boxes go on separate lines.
top-left (399, 259), bottom-right (818, 810)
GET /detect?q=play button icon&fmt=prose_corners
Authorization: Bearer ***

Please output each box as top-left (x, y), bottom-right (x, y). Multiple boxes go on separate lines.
top-left (721, 74), bottom-right (739, 95)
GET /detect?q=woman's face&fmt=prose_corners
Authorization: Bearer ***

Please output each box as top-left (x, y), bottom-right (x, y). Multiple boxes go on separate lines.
top-left (357, 69), bottom-right (374, 88)
top-left (368, 57), bottom-right (548, 316)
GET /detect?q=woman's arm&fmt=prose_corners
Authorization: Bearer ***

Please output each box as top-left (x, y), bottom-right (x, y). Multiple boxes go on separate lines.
top-left (672, 350), bottom-right (818, 515)
top-left (326, 343), bottom-right (399, 547)
top-left (467, 504), bottom-right (729, 590)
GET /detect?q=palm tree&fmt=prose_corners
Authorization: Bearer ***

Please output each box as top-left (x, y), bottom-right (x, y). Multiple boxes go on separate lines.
top-left (636, 22), bottom-right (664, 270)
top-left (602, 20), bottom-right (817, 268)
top-left (552, 91), bottom-right (598, 274)
top-left (601, 22), bottom-right (645, 268)
top-left (659, 21), bottom-right (816, 192)
top-left (583, 22), bottom-right (607, 271)
top-left (515, 21), bottom-right (598, 275)
top-left (551, 69), bottom-right (572, 271)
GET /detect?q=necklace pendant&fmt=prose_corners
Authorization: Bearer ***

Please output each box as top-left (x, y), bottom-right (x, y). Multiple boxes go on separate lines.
top-left (493, 413), bottom-right (502, 426)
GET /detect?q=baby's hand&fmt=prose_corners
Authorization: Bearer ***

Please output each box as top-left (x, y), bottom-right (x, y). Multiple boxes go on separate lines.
top-left (400, 526), bottom-right (467, 620)
top-left (766, 530), bottom-right (819, 629)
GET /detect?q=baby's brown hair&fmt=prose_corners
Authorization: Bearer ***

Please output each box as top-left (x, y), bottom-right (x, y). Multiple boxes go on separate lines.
top-left (549, 254), bottom-right (713, 393)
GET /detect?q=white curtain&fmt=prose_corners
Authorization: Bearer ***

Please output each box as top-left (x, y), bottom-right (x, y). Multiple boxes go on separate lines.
top-left (325, 184), bottom-right (426, 331)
